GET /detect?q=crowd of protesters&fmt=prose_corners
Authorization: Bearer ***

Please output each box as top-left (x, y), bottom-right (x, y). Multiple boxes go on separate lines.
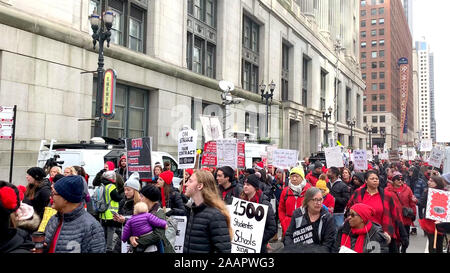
top-left (1, 154), bottom-right (449, 254)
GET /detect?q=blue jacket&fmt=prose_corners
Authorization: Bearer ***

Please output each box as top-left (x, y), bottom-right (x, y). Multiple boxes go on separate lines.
top-left (413, 177), bottom-right (427, 200)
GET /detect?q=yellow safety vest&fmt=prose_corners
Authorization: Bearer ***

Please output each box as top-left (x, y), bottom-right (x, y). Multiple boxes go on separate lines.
top-left (100, 184), bottom-right (119, 220)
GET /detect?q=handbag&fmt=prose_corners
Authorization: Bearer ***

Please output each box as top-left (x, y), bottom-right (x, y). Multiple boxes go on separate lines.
top-left (394, 192), bottom-right (415, 220)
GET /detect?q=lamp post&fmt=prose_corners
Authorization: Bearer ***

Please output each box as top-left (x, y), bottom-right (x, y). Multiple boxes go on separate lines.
top-left (260, 81), bottom-right (276, 138)
top-left (380, 128), bottom-right (386, 149)
top-left (89, 7), bottom-right (115, 137)
top-left (333, 38), bottom-right (346, 146)
top-left (347, 117), bottom-right (356, 150)
top-left (323, 106), bottom-right (333, 146)
top-left (364, 124), bottom-right (373, 150)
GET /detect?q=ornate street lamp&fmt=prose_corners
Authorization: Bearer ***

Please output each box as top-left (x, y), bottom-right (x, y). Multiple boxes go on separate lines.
top-left (323, 106), bottom-right (333, 146)
top-left (260, 80), bottom-right (276, 137)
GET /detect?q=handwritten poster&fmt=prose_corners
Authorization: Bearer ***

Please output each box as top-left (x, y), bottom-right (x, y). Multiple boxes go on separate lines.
top-left (228, 197), bottom-right (268, 253)
top-left (216, 139), bottom-right (238, 169)
top-left (272, 149), bottom-right (298, 170)
top-left (353, 150), bottom-right (368, 171)
top-left (324, 146), bottom-right (344, 168)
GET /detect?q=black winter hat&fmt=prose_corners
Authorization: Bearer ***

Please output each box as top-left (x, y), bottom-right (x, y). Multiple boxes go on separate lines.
top-left (53, 174), bottom-right (64, 183)
top-left (140, 184), bottom-right (161, 202)
top-left (26, 167), bottom-right (46, 181)
top-left (313, 161), bottom-right (323, 170)
top-left (245, 174), bottom-right (260, 189)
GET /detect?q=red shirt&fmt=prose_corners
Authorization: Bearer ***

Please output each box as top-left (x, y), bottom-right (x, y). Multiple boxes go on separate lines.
top-left (362, 191), bottom-right (384, 225)
top-left (48, 218), bottom-right (63, 253)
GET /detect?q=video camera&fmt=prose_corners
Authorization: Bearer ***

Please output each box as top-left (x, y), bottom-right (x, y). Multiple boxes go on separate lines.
top-left (43, 154), bottom-right (65, 173)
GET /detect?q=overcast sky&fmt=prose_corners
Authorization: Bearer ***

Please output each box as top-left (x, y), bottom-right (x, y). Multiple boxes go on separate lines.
top-left (412, 0), bottom-right (450, 142)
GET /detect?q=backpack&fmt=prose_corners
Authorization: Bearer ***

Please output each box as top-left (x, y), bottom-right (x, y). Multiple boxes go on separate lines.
top-left (92, 184), bottom-right (112, 213)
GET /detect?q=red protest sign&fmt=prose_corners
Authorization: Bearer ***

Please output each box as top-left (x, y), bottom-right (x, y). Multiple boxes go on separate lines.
top-left (201, 141), bottom-right (217, 167)
top-left (426, 188), bottom-right (450, 222)
top-left (237, 141), bottom-right (245, 169)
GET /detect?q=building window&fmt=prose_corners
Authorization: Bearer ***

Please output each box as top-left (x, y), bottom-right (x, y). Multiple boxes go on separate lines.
top-left (361, 31), bottom-right (366, 38)
top-left (379, 18), bottom-right (385, 24)
top-left (242, 14), bottom-right (260, 93)
top-left (320, 70), bottom-right (327, 110)
top-left (372, 116), bottom-right (378, 123)
top-left (361, 42), bottom-right (367, 48)
top-left (371, 83), bottom-right (377, 90)
top-left (281, 43), bottom-right (290, 101)
top-left (361, 20), bottom-right (366, 27)
top-left (380, 104), bottom-right (385, 111)
top-left (379, 61), bottom-right (385, 68)
top-left (372, 62), bottom-right (377, 68)
top-left (371, 72), bottom-right (377, 79)
top-left (371, 41), bottom-right (377, 47)
top-left (380, 94), bottom-right (385, 100)
top-left (372, 94), bottom-right (377, 101)
top-left (361, 10), bottom-right (366, 16)
top-left (361, 62), bottom-right (366, 69)
top-left (187, 0), bottom-right (217, 78)
top-left (361, 0), bottom-right (366, 7)
top-left (371, 51), bottom-right (377, 58)
top-left (379, 7), bottom-right (384, 14)
top-left (245, 112), bottom-right (260, 139)
top-left (379, 39), bottom-right (385, 46)
top-left (104, 0), bottom-right (147, 53)
top-left (379, 50), bottom-right (385, 57)
top-left (372, 105), bottom-right (378, 111)
top-left (371, 30), bottom-right (377, 36)
top-left (379, 28), bottom-right (384, 35)
top-left (362, 73), bottom-right (366, 80)
top-left (380, 115), bottom-right (385, 122)
top-left (379, 83), bottom-right (385, 90)
top-left (363, 116), bottom-right (367, 123)
top-left (302, 56), bottom-right (310, 106)
top-left (91, 79), bottom-right (148, 138)
top-left (371, 9), bottom-right (376, 15)
top-left (361, 52), bottom-right (367, 59)
top-left (371, 19), bottom-right (377, 25)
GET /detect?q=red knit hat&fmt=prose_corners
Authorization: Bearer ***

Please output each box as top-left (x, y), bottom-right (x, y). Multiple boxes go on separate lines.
top-left (105, 161), bottom-right (115, 171)
top-left (256, 161), bottom-right (264, 170)
top-left (351, 203), bottom-right (375, 224)
top-left (186, 169), bottom-right (194, 176)
top-left (159, 170), bottom-right (174, 185)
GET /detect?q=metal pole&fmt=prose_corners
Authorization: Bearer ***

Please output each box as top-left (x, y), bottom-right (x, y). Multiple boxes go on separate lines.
top-left (9, 105), bottom-right (17, 183)
top-left (94, 36), bottom-right (104, 137)
top-left (266, 98), bottom-right (269, 138)
top-left (325, 117), bottom-right (329, 145)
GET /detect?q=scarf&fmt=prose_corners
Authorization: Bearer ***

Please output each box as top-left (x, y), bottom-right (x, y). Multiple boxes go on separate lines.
top-left (340, 221), bottom-right (373, 253)
top-left (289, 180), bottom-right (306, 196)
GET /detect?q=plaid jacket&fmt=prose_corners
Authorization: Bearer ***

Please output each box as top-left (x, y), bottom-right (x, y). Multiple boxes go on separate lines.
top-left (346, 185), bottom-right (407, 242)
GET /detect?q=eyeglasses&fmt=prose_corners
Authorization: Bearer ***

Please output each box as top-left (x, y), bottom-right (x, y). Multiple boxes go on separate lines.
top-left (349, 212), bottom-right (359, 218)
top-left (311, 198), bottom-right (323, 203)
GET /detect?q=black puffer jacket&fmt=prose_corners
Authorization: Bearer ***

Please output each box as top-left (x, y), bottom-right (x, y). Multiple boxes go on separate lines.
top-left (183, 203), bottom-right (231, 253)
top-left (23, 179), bottom-right (52, 219)
top-left (219, 181), bottom-right (243, 205)
top-left (334, 221), bottom-right (389, 253)
top-left (0, 228), bottom-right (34, 253)
top-left (164, 190), bottom-right (187, 216)
top-left (327, 179), bottom-right (351, 213)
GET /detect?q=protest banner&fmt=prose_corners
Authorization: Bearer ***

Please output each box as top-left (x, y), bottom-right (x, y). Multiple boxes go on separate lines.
top-left (425, 188), bottom-right (450, 222)
top-left (216, 139), bottom-right (238, 169)
top-left (201, 141), bottom-right (217, 167)
top-left (366, 150), bottom-right (373, 161)
top-left (172, 216), bottom-right (187, 253)
top-left (379, 152), bottom-right (389, 160)
top-left (200, 116), bottom-right (223, 143)
top-left (324, 146), bottom-right (344, 168)
top-left (237, 141), bottom-right (246, 169)
top-left (420, 139), bottom-right (433, 152)
top-left (272, 149), bottom-right (298, 170)
top-left (353, 150), bottom-right (368, 171)
top-left (228, 197), bottom-right (268, 253)
top-left (178, 128), bottom-right (198, 169)
top-left (428, 147), bottom-right (444, 168)
top-left (125, 137), bottom-right (152, 180)
top-left (0, 105), bottom-right (17, 183)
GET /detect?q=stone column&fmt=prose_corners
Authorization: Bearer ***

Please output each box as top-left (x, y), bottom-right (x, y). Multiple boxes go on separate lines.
top-left (318, 0), bottom-right (330, 36)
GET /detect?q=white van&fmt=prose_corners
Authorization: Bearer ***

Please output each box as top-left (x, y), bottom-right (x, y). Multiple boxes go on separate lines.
top-left (37, 139), bottom-right (183, 191)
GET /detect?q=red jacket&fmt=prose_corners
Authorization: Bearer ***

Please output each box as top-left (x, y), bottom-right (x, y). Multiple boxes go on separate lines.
top-left (385, 183), bottom-right (417, 226)
top-left (278, 183), bottom-right (312, 235)
top-left (305, 171), bottom-right (320, 187)
top-left (323, 193), bottom-right (335, 214)
top-left (347, 185), bottom-right (405, 242)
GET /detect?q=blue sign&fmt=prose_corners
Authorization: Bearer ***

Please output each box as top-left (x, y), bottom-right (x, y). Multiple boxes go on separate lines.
top-left (398, 57), bottom-right (408, 65)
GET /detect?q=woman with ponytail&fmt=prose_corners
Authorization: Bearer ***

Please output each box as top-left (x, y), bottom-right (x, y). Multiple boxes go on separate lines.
top-left (183, 170), bottom-right (232, 253)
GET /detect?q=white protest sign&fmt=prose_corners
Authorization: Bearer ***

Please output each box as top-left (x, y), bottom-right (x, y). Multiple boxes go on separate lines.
top-left (420, 139), bottom-right (432, 152)
top-left (0, 106), bottom-right (14, 139)
top-left (228, 197), bottom-right (268, 253)
top-left (324, 146), bottom-right (344, 168)
top-left (172, 216), bottom-right (187, 253)
top-left (353, 150), bottom-right (368, 171)
top-left (272, 149), bottom-right (298, 169)
top-left (200, 116), bottom-right (223, 143)
top-left (0, 123), bottom-right (13, 139)
top-left (425, 188), bottom-right (450, 222)
top-left (373, 145), bottom-right (379, 155)
top-left (178, 128), bottom-right (198, 169)
top-left (266, 145), bottom-right (277, 165)
top-left (428, 147), bottom-right (444, 168)
top-left (379, 152), bottom-right (389, 160)
top-left (366, 150), bottom-right (373, 161)
top-left (216, 138), bottom-right (238, 169)
top-left (339, 246), bottom-right (357, 253)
